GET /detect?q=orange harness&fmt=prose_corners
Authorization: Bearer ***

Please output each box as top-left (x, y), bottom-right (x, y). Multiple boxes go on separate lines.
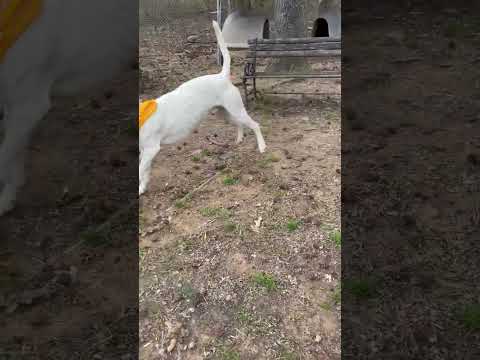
top-left (139, 100), bottom-right (157, 129)
top-left (0, 0), bottom-right (44, 61)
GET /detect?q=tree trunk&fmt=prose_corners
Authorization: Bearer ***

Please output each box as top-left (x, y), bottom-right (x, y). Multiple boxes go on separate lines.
top-left (273, 0), bottom-right (306, 38)
top-left (269, 0), bottom-right (308, 72)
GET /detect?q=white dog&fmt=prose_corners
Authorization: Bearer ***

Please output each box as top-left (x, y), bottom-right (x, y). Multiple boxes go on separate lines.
top-left (139, 21), bottom-right (266, 195)
top-left (0, 0), bottom-right (137, 215)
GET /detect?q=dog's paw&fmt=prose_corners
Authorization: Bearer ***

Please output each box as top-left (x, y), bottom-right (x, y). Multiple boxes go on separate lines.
top-left (258, 144), bottom-right (266, 153)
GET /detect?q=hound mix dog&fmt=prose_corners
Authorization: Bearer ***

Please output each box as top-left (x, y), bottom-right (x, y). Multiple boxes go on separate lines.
top-left (139, 21), bottom-right (266, 195)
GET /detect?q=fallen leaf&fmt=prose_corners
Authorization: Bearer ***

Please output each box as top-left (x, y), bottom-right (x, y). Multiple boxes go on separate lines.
top-left (251, 217), bottom-right (263, 233)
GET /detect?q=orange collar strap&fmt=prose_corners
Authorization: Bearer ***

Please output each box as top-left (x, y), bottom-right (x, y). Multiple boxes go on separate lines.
top-left (0, 0), bottom-right (44, 61)
top-left (139, 100), bottom-right (158, 129)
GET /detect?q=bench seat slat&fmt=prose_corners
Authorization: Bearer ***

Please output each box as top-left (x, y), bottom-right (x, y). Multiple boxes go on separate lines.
top-left (244, 74), bottom-right (341, 79)
top-left (252, 44), bottom-right (341, 51)
top-left (248, 37), bottom-right (341, 44)
top-left (246, 49), bottom-right (341, 58)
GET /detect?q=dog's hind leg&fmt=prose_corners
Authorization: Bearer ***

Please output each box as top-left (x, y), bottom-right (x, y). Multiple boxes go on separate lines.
top-left (139, 142), bottom-right (160, 195)
top-left (223, 88), bottom-right (266, 153)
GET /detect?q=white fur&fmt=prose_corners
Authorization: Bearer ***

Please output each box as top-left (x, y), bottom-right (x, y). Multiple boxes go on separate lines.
top-left (139, 21), bottom-right (266, 196)
top-left (0, 0), bottom-right (137, 215)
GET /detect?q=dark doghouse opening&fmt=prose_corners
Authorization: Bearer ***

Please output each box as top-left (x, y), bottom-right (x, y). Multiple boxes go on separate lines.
top-left (313, 18), bottom-right (329, 37)
top-left (263, 19), bottom-right (270, 39)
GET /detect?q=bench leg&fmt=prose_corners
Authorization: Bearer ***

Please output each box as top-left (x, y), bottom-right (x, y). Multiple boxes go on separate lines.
top-left (253, 78), bottom-right (257, 100)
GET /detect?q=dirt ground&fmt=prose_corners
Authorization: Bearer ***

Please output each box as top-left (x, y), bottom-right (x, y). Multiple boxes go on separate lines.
top-left (139, 12), bottom-right (341, 360)
top-left (1, 70), bottom-right (138, 358)
top-left (341, 3), bottom-right (480, 358)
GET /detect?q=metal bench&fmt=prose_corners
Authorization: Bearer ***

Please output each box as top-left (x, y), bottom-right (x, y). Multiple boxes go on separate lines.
top-left (242, 37), bottom-right (341, 105)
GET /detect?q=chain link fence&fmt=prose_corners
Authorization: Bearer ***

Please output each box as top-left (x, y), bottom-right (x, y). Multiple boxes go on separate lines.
top-left (140, 0), bottom-right (216, 28)
top-left (139, 1), bottom-right (338, 96)
top-left (140, 1), bottom-right (325, 29)
top-left (139, 0), bottom-right (218, 59)
top-left (140, 0), bottom-right (321, 37)
top-left (139, 0), bottom-right (219, 94)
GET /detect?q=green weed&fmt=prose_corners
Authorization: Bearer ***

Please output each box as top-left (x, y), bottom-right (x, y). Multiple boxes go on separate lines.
top-left (251, 272), bottom-right (278, 292)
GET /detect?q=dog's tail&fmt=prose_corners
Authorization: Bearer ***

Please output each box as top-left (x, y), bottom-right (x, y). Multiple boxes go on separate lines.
top-left (212, 20), bottom-right (230, 78)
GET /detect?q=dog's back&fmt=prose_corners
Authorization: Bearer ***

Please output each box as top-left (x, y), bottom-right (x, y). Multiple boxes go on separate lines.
top-left (141, 73), bottom-right (225, 145)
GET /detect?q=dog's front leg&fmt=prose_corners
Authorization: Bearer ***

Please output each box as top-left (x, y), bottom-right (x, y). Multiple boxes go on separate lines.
top-left (139, 143), bottom-right (160, 195)
top-left (0, 95), bottom-right (50, 215)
